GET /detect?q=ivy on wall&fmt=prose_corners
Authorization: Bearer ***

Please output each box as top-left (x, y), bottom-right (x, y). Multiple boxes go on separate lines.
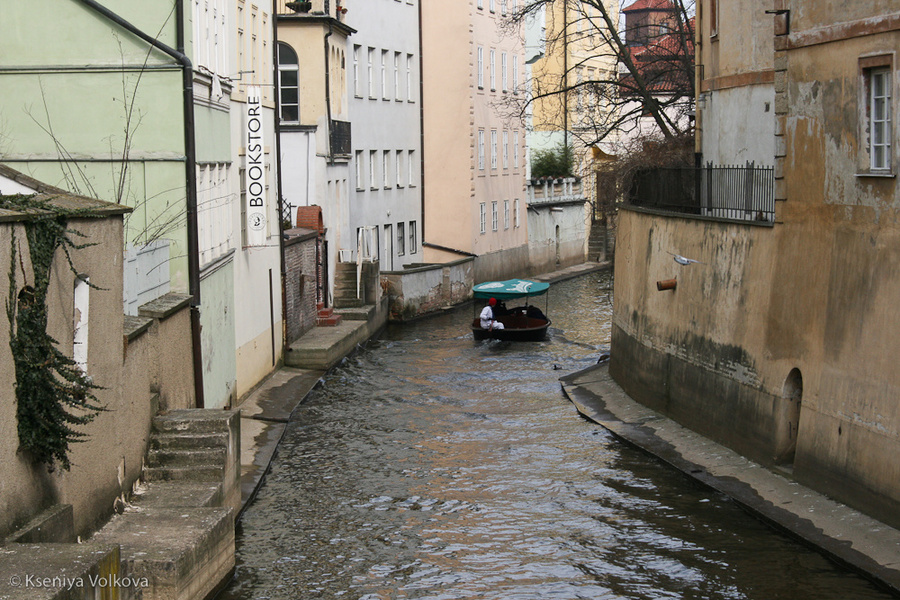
top-left (4, 194), bottom-right (105, 472)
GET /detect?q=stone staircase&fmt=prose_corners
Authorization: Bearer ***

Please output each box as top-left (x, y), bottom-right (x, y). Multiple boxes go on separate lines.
top-left (588, 219), bottom-right (608, 262)
top-left (333, 262), bottom-right (364, 309)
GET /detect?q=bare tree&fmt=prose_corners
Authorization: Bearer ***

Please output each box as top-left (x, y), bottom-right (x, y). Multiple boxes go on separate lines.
top-left (508, 0), bottom-right (695, 149)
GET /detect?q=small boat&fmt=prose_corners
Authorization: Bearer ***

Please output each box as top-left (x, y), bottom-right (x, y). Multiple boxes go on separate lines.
top-left (471, 279), bottom-right (551, 341)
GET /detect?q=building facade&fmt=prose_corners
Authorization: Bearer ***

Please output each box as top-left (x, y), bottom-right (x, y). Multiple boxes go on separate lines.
top-left (611, 0), bottom-right (900, 529)
top-left (345, 0), bottom-right (423, 273)
top-left (421, 0), bottom-right (530, 282)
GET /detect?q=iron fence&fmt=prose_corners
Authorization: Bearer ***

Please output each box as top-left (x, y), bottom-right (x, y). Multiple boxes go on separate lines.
top-left (628, 164), bottom-right (775, 223)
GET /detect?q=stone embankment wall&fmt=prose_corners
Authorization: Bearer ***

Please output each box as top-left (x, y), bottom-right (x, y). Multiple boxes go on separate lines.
top-left (382, 257), bottom-right (474, 321)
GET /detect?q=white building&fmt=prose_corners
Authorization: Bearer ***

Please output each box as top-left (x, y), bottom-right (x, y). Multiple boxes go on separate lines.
top-left (345, 0), bottom-right (423, 272)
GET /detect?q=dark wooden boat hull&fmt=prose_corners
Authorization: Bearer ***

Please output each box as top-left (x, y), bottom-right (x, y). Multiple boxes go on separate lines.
top-left (471, 316), bottom-right (550, 341)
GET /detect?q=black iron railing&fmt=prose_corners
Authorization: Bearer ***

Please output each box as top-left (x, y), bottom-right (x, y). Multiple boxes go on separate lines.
top-left (628, 164), bottom-right (775, 222)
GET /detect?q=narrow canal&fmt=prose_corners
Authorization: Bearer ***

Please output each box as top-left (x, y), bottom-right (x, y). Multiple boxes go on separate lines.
top-left (219, 271), bottom-right (891, 600)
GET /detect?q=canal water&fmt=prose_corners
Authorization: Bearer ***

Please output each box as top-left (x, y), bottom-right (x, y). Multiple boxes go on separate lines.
top-left (219, 271), bottom-right (892, 600)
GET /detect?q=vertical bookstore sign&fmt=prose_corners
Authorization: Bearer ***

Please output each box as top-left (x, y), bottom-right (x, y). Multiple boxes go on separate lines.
top-left (245, 86), bottom-right (267, 246)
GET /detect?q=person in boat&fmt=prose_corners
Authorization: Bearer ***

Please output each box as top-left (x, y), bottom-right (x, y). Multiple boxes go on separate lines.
top-left (480, 297), bottom-right (505, 330)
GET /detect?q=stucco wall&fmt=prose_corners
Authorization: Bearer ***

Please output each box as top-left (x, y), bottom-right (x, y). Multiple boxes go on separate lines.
top-left (527, 201), bottom-right (588, 274)
top-left (1, 214), bottom-right (145, 538)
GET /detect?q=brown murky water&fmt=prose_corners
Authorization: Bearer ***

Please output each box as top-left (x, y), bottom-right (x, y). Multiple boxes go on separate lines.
top-left (218, 272), bottom-right (892, 599)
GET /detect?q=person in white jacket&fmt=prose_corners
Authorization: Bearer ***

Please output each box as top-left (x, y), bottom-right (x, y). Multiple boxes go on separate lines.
top-left (479, 297), bottom-right (504, 330)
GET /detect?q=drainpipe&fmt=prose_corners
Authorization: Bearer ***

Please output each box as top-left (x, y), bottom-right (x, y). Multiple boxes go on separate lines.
top-left (324, 23), bottom-right (334, 164)
top-left (273, 14), bottom-right (288, 357)
top-left (75, 0), bottom-right (205, 408)
top-left (417, 0), bottom-right (426, 246)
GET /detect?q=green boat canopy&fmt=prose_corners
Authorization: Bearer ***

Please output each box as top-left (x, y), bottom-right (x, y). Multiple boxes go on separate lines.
top-left (472, 279), bottom-right (550, 300)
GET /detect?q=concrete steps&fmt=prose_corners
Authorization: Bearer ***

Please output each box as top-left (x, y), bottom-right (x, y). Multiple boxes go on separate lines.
top-left (588, 220), bottom-right (608, 262)
top-left (316, 303), bottom-right (343, 327)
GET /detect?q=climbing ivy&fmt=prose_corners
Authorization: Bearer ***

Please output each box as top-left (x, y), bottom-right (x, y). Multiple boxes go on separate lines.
top-left (4, 194), bottom-right (105, 472)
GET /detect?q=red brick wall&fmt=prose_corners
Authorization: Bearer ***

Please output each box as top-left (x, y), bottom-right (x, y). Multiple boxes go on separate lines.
top-left (284, 229), bottom-right (319, 343)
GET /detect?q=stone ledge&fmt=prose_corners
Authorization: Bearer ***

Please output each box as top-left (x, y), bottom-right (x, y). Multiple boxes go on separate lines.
top-left (0, 543), bottom-right (127, 600)
top-left (138, 293), bottom-right (193, 321)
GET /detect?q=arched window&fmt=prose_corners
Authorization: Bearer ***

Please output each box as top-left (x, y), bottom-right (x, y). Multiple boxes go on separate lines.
top-left (277, 42), bottom-right (299, 123)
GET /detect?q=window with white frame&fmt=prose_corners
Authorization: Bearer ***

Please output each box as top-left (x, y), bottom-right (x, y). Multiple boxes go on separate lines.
top-left (199, 162), bottom-right (233, 263)
top-left (477, 46), bottom-right (484, 89)
top-left (868, 63), bottom-right (892, 171)
top-left (367, 47), bottom-right (375, 97)
top-left (513, 130), bottom-right (520, 169)
top-left (477, 0), bottom-right (483, 8)
top-left (277, 43), bottom-right (299, 122)
top-left (353, 45), bottom-right (361, 97)
top-left (369, 150), bottom-right (377, 188)
top-left (504, 199), bottom-right (510, 229)
top-left (490, 0), bottom-right (495, 12)
top-left (501, 52), bottom-right (507, 92)
top-left (409, 221), bottom-right (417, 253)
top-left (490, 129), bottom-right (498, 170)
top-left (501, 0), bottom-right (507, 14)
top-left (491, 201), bottom-right (498, 231)
top-left (407, 54), bottom-right (414, 101)
top-left (480, 202), bottom-right (486, 233)
top-left (514, 198), bottom-right (520, 227)
top-left (355, 150), bottom-right (364, 189)
top-left (512, 54), bottom-right (518, 93)
top-left (383, 150), bottom-right (391, 187)
top-left (394, 51), bottom-right (401, 100)
top-left (478, 130), bottom-right (485, 170)
top-left (490, 49), bottom-right (496, 91)
top-left (396, 150), bottom-right (403, 187)
top-left (502, 130), bottom-right (509, 169)
top-left (381, 50), bottom-right (388, 99)
top-left (408, 150), bottom-right (416, 186)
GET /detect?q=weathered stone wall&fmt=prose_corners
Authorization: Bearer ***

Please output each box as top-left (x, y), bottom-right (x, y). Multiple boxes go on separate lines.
top-left (1, 213), bottom-right (196, 540)
top-left (527, 201), bottom-right (589, 275)
top-left (382, 258), bottom-right (474, 321)
top-left (283, 228), bottom-right (319, 343)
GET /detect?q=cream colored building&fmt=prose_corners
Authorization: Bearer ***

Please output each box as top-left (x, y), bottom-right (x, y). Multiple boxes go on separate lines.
top-left (421, 0), bottom-right (530, 281)
top-left (528, 0), bottom-right (621, 203)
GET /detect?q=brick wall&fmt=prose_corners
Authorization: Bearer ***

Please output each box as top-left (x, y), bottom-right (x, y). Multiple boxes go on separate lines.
top-left (284, 228), bottom-right (319, 344)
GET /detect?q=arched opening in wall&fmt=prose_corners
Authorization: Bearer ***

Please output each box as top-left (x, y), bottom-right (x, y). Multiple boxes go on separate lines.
top-left (775, 368), bottom-right (803, 467)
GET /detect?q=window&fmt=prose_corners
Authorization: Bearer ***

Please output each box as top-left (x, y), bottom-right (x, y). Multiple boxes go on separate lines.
top-left (861, 55), bottom-right (894, 173)
top-left (477, 0), bottom-right (483, 8)
top-left (501, 0), bottom-right (507, 14)
top-left (502, 130), bottom-right (509, 169)
top-left (369, 150), bottom-right (377, 189)
top-left (408, 150), bottom-right (416, 186)
top-left (409, 221), bottom-right (417, 253)
top-left (367, 47), bottom-right (375, 97)
top-left (512, 55), bottom-right (518, 93)
top-left (394, 51), bottom-right (401, 100)
top-left (710, 0), bottom-right (719, 38)
top-left (397, 221), bottom-right (405, 255)
top-left (73, 275), bottom-right (90, 373)
top-left (513, 130), bottom-right (520, 169)
top-left (501, 52), bottom-right (508, 92)
top-left (407, 54), bottom-right (414, 101)
top-left (870, 68), bottom-right (892, 171)
top-left (480, 202), bottom-right (487, 233)
top-left (490, 0), bottom-right (495, 12)
top-left (504, 199), bottom-right (510, 229)
top-left (381, 50), bottom-right (388, 99)
top-left (490, 129), bottom-right (498, 170)
top-left (355, 150), bottom-right (364, 189)
top-left (277, 43), bottom-right (299, 122)
top-left (383, 150), bottom-right (391, 188)
top-left (396, 150), bottom-right (403, 187)
top-left (353, 45), bottom-right (361, 96)
top-left (477, 46), bottom-right (484, 89)
top-left (490, 49), bottom-right (496, 91)
top-left (514, 198), bottom-right (520, 227)
top-left (478, 130), bottom-right (485, 170)
top-left (491, 201), bottom-right (498, 231)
